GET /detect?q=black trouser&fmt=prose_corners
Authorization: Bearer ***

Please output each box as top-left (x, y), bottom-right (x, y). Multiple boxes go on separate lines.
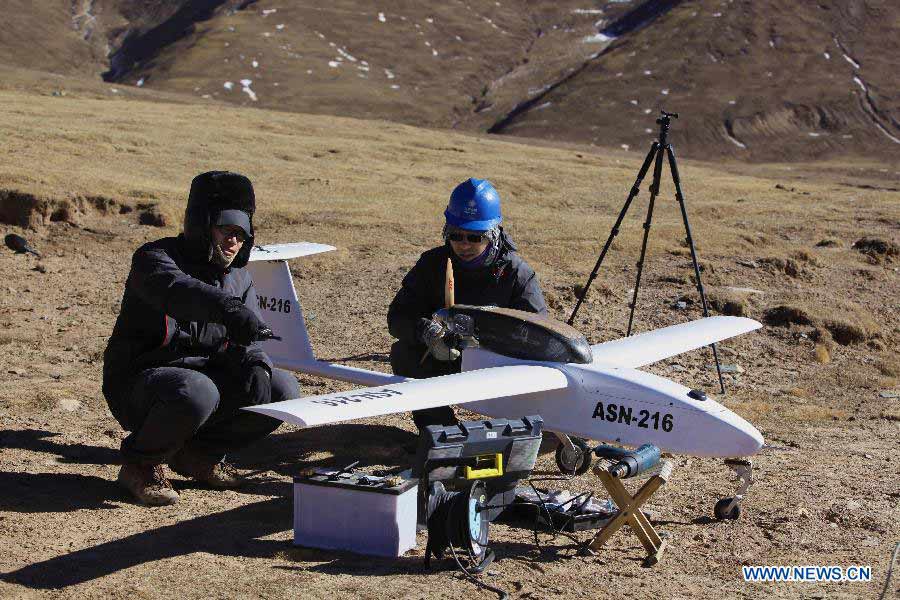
top-left (390, 341), bottom-right (459, 430)
top-left (116, 366), bottom-right (299, 465)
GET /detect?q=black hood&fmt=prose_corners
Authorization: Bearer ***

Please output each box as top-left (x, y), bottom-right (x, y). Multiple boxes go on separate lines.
top-left (183, 171), bottom-right (256, 269)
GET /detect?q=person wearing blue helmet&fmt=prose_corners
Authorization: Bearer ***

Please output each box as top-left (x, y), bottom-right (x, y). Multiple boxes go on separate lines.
top-left (387, 178), bottom-right (548, 429)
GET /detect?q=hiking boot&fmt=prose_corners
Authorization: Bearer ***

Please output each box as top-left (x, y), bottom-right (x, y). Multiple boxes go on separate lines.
top-left (118, 463), bottom-right (179, 506)
top-left (169, 449), bottom-right (245, 489)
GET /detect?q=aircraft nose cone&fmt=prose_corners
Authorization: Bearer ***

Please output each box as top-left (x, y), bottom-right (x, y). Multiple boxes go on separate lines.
top-left (737, 422), bottom-right (765, 456)
top-left (726, 413), bottom-right (764, 456)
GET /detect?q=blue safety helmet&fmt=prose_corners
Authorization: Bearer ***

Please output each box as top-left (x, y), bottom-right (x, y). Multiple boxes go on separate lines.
top-left (444, 178), bottom-right (502, 231)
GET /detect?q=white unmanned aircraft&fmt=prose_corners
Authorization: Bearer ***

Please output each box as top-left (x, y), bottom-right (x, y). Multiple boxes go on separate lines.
top-left (244, 243), bottom-right (764, 519)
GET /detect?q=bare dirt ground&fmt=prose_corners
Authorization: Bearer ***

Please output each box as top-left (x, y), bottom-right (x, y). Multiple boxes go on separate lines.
top-left (0, 90), bottom-right (898, 599)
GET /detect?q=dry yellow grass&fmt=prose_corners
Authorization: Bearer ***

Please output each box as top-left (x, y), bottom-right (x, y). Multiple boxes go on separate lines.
top-left (1, 86), bottom-right (898, 600)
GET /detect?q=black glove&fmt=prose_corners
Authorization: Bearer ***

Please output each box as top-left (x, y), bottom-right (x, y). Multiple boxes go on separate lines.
top-left (420, 319), bottom-right (460, 362)
top-left (221, 297), bottom-right (266, 346)
top-left (245, 365), bottom-right (272, 406)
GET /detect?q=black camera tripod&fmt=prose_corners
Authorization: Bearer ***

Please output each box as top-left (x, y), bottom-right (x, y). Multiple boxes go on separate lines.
top-left (568, 111), bottom-right (725, 393)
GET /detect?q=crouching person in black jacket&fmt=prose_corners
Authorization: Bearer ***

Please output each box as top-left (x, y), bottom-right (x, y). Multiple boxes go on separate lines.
top-left (103, 171), bottom-right (300, 505)
top-left (387, 178), bottom-right (547, 430)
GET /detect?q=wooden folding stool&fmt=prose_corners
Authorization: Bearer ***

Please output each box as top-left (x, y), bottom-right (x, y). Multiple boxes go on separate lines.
top-left (588, 459), bottom-right (673, 566)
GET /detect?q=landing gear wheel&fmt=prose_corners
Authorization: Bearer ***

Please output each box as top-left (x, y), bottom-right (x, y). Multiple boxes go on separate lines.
top-left (714, 497), bottom-right (742, 520)
top-left (555, 437), bottom-right (592, 475)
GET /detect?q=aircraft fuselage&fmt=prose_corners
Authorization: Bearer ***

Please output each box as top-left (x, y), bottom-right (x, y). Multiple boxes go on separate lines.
top-left (463, 347), bottom-right (763, 458)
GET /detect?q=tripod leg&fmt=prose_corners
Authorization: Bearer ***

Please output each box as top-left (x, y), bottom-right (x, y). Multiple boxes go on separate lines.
top-left (626, 140), bottom-right (666, 336)
top-left (568, 143), bottom-right (659, 326)
top-left (665, 144), bottom-right (726, 394)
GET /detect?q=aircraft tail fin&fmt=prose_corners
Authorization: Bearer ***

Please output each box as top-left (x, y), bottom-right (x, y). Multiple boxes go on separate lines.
top-left (246, 243), bottom-right (335, 369)
top-left (246, 242), bottom-right (406, 388)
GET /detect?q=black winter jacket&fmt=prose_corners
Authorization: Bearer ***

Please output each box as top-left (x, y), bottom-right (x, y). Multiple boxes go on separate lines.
top-left (387, 237), bottom-right (548, 350)
top-left (102, 235), bottom-right (272, 416)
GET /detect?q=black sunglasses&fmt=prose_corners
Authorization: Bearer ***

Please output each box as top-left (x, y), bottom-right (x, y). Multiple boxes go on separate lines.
top-left (447, 232), bottom-right (487, 243)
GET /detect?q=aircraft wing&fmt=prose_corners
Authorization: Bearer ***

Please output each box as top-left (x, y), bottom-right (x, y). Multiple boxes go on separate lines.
top-left (244, 365), bottom-right (569, 427)
top-left (591, 316), bottom-right (762, 368)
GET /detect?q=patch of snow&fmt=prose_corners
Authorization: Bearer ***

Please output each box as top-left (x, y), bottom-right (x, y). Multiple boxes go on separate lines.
top-left (534, 102), bottom-right (552, 110)
top-left (378, 12), bottom-right (386, 23)
top-left (823, 51), bottom-right (830, 59)
top-left (729, 99), bottom-right (736, 105)
top-left (240, 78), bottom-right (252, 87)
top-left (661, 89), bottom-right (669, 95)
top-left (644, 108), bottom-right (652, 114)
top-left (645, 128), bottom-right (653, 133)
top-left (306, 69), bottom-right (313, 74)
top-left (842, 53), bottom-right (860, 69)
top-left (262, 9), bottom-right (277, 16)
top-left (242, 85), bottom-right (257, 101)
top-left (384, 69), bottom-right (395, 79)
top-left (357, 65), bottom-right (370, 72)
top-left (276, 24), bottom-right (285, 30)
top-left (425, 41), bottom-right (431, 47)
top-left (391, 84), bottom-right (400, 89)
top-left (583, 33), bottom-right (613, 43)
top-left (263, 32), bottom-right (272, 38)
top-left (769, 40), bottom-right (775, 48)
top-left (328, 61), bottom-right (341, 68)
top-left (110, 88), bottom-right (119, 94)
top-left (726, 134), bottom-right (746, 149)
top-left (629, 99), bottom-right (638, 105)
top-left (615, 72), bottom-right (623, 77)
top-left (361, 60), bottom-right (369, 66)
top-left (713, 12), bottom-right (722, 17)
top-left (136, 78), bottom-right (145, 87)
top-left (252, 60), bottom-right (259, 68)
top-left (643, 70), bottom-right (652, 75)
top-left (337, 47), bottom-right (357, 62)
top-left (426, 18), bottom-right (434, 24)
top-left (455, 35), bottom-right (462, 41)
top-left (620, 144), bottom-right (630, 150)
top-left (852, 76), bottom-right (865, 92)
top-left (572, 9), bottom-right (604, 14)
top-left (808, 132), bottom-right (821, 137)
top-left (432, 49), bottom-right (439, 56)
top-left (224, 81), bottom-right (234, 90)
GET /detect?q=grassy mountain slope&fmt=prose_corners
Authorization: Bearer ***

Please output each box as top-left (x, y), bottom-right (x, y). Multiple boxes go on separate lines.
top-left (1, 1), bottom-right (897, 162)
